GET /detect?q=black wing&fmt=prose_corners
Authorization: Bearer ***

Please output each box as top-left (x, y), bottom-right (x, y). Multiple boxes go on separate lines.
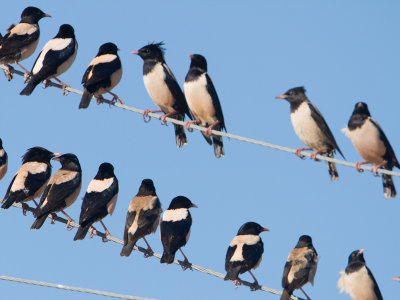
top-left (163, 64), bottom-right (192, 120)
top-left (206, 74), bottom-right (226, 131)
top-left (31, 39), bottom-right (76, 78)
top-left (36, 173), bottom-right (81, 217)
top-left (160, 214), bottom-right (192, 254)
top-left (0, 26), bottom-right (39, 57)
top-left (308, 102), bottom-right (344, 158)
top-left (366, 266), bottom-right (383, 300)
top-left (225, 244), bottom-right (237, 272)
top-left (83, 58), bottom-right (121, 93)
top-left (123, 209), bottom-right (136, 246)
top-left (369, 118), bottom-right (400, 168)
top-left (242, 240), bottom-right (264, 270)
top-left (282, 260), bottom-right (292, 288)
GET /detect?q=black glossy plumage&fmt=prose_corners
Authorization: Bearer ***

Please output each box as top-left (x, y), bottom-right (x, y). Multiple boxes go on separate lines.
top-left (74, 163), bottom-right (118, 240)
top-left (135, 42), bottom-right (192, 147)
top-left (224, 222), bottom-right (266, 283)
top-left (31, 154), bottom-right (82, 229)
top-left (121, 179), bottom-right (162, 257)
top-left (160, 196), bottom-right (196, 264)
top-left (20, 24), bottom-right (77, 95)
top-left (1, 147), bottom-right (55, 209)
top-left (79, 43), bottom-right (121, 108)
top-left (281, 235), bottom-right (318, 300)
top-left (0, 138), bottom-right (8, 181)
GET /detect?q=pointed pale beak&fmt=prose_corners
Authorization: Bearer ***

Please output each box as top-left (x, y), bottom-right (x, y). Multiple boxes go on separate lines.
top-left (52, 153), bottom-right (62, 160)
top-left (44, 13), bottom-right (52, 18)
top-left (131, 50), bottom-right (139, 55)
top-left (392, 277), bottom-right (400, 282)
top-left (275, 94), bottom-right (286, 99)
top-left (263, 228), bottom-right (270, 232)
top-left (189, 54), bottom-right (193, 59)
top-left (358, 249), bottom-right (365, 254)
top-left (191, 203), bottom-right (198, 208)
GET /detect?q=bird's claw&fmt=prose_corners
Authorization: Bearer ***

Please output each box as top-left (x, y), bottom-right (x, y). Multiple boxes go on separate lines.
top-left (111, 95), bottom-right (124, 105)
top-left (234, 279), bottom-right (241, 289)
top-left (250, 282), bottom-right (260, 291)
top-left (309, 153), bottom-right (320, 161)
top-left (179, 260), bottom-right (192, 271)
top-left (295, 150), bottom-right (306, 159)
top-left (143, 110), bottom-right (151, 123)
top-left (50, 213), bottom-right (57, 224)
top-left (62, 84), bottom-right (70, 96)
top-left (102, 236), bottom-right (109, 243)
top-left (143, 249), bottom-right (154, 258)
top-left (21, 203), bottom-right (28, 216)
top-left (89, 226), bottom-right (95, 238)
top-left (160, 115), bottom-right (168, 125)
top-left (355, 162), bottom-right (364, 173)
top-left (184, 121), bottom-right (194, 132)
top-left (96, 96), bottom-right (105, 105)
top-left (23, 72), bottom-right (30, 83)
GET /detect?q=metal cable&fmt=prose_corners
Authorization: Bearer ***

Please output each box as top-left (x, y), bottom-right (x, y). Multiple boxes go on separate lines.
top-left (7, 202), bottom-right (303, 300)
top-left (1, 64), bottom-right (399, 177)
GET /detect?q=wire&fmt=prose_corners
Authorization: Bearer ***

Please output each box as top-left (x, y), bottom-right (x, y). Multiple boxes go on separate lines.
top-left (1, 64), bottom-right (399, 177)
top-left (9, 202), bottom-right (304, 300)
top-left (0, 274), bottom-right (155, 300)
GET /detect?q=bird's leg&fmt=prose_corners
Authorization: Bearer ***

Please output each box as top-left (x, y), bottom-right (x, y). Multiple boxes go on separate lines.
top-left (300, 287), bottom-right (311, 300)
top-left (21, 203), bottom-right (29, 216)
top-left (248, 270), bottom-right (260, 291)
top-left (60, 210), bottom-right (75, 231)
top-left (50, 213), bottom-right (57, 224)
top-left (205, 120), bottom-right (220, 136)
top-left (142, 109), bottom-right (163, 123)
top-left (95, 95), bottom-right (105, 105)
top-left (184, 120), bottom-right (200, 132)
top-left (100, 220), bottom-right (110, 242)
top-left (3, 64), bottom-right (14, 80)
top-left (106, 90), bottom-right (124, 105)
top-left (89, 226), bottom-right (96, 238)
top-left (309, 147), bottom-right (328, 161)
top-left (160, 110), bottom-right (178, 125)
top-left (355, 161), bottom-right (368, 173)
top-left (234, 278), bottom-right (242, 288)
top-left (371, 160), bottom-right (387, 177)
top-left (295, 147), bottom-right (312, 159)
top-left (53, 77), bottom-right (70, 96)
top-left (178, 248), bottom-right (192, 271)
top-left (32, 199), bottom-right (39, 208)
top-left (15, 62), bottom-right (30, 82)
top-left (142, 236), bottom-right (154, 258)
top-left (43, 79), bottom-right (52, 89)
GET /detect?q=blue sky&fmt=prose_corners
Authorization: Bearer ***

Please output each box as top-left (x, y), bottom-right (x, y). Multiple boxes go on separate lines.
top-left (1, 1), bottom-right (399, 299)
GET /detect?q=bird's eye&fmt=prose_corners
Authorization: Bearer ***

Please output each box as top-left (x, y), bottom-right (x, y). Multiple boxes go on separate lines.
top-left (145, 49), bottom-right (150, 54)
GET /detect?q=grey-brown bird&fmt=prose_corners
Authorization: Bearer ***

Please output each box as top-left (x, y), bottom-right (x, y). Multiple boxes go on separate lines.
top-left (276, 87), bottom-right (344, 181)
top-left (121, 179), bottom-right (162, 257)
top-left (31, 154), bottom-right (82, 230)
top-left (338, 249), bottom-right (383, 300)
top-left (281, 235), bottom-right (318, 300)
top-left (343, 102), bottom-right (400, 198)
top-left (0, 138), bottom-right (8, 181)
top-left (0, 7), bottom-right (51, 81)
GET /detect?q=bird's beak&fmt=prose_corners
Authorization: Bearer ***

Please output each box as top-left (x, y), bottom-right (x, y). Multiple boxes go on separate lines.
top-left (357, 102), bottom-right (363, 108)
top-left (191, 203), bottom-right (198, 208)
top-left (44, 13), bottom-right (52, 18)
top-left (189, 54), bottom-right (193, 59)
top-left (275, 94), bottom-right (286, 99)
top-left (358, 249), bottom-right (364, 254)
top-left (118, 48), bottom-right (120, 51)
top-left (263, 227), bottom-right (269, 232)
top-left (392, 277), bottom-right (400, 282)
top-left (131, 50), bottom-right (139, 55)
top-left (52, 153), bottom-right (62, 160)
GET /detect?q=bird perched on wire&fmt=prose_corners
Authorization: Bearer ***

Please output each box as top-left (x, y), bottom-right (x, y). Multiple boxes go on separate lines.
top-left (276, 87), bottom-right (344, 181)
top-left (79, 42), bottom-right (123, 109)
top-left (20, 24), bottom-right (78, 96)
top-left (224, 222), bottom-right (269, 291)
top-left (1, 147), bottom-right (59, 214)
top-left (121, 179), bottom-right (162, 257)
top-left (342, 102), bottom-right (400, 198)
top-left (0, 138), bottom-right (8, 181)
top-left (184, 54), bottom-right (226, 158)
top-left (74, 162), bottom-right (118, 242)
top-left (338, 249), bottom-right (383, 300)
top-left (160, 196), bottom-right (197, 269)
top-left (132, 42), bottom-right (192, 147)
top-left (31, 153), bottom-right (82, 230)
top-left (0, 6), bottom-right (51, 81)
top-left (280, 235), bottom-right (318, 300)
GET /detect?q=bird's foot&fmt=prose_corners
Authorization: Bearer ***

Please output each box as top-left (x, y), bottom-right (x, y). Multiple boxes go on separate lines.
top-left (143, 248), bottom-right (154, 258)
top-left (205, 120), bottom-right (220, 136)
top-left (309, 152), bottom-right (320, 161)
top-left (21, 203), bottom-right (29, 216)
top-left (95, 95), bottom-right (105, 105)
top-left (234, 279), bottom-right (241, 289)
top-left (89, 226), bottom-right (96, 238)
top-left (102, 229), bottom-right (110, 242)
top-left (110, 94), bottom-right (124, 104)
top-left (66, 218), bottom-right (75, 231)
top-left (23, 72), bottom-right (30, 83)
top-left (250, 280), bottom-right (260, 291)
top-left (371, 161), bottom-right (387, 177)
top-left (61, 83), bottom-right (70, 96)
top-left (184, 120), bottom-right (200, 132)
top-left (179, 258), bottom-right (192, 271)
top-left (142, 109), bottom-right (163, 123)
top-left (295, 147), bottom-right (311, 159)
top-left (43, 79), bottom-right (52, 89)
top-left (50, 213), bottom-right (57, 224)
top-left (355, 162), bottom-right (365, 173)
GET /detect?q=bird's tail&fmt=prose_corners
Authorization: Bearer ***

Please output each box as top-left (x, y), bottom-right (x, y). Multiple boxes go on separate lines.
top-left (20, 77), bottom-right (40, 96)
top-left (224, 265), bottom-right (241, 282)
top-left (120, 240), bottom-right (137, 257)
top-left (213, 135), bottom-right (224, 158)
top-left (79, 89), bottom-right (93, 109)
top-left (280, 288), bottom-right (292, 300)
top-left (1, 197), bottom-right (15, 210)
top-left (325, 152), bottom-right (339, 181)
top-left (173, 114), bottom-right (188, 148)
top-left (160, 252), bottom-right (175, 264)
top-left (201, 131), bottom-right (212, 145)
top-left (382, 174), bottom-right (396, 199)
top-left (73, 222), bottom-right (93, 241)
top-left (31, 213), bottom-right (49, 230)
